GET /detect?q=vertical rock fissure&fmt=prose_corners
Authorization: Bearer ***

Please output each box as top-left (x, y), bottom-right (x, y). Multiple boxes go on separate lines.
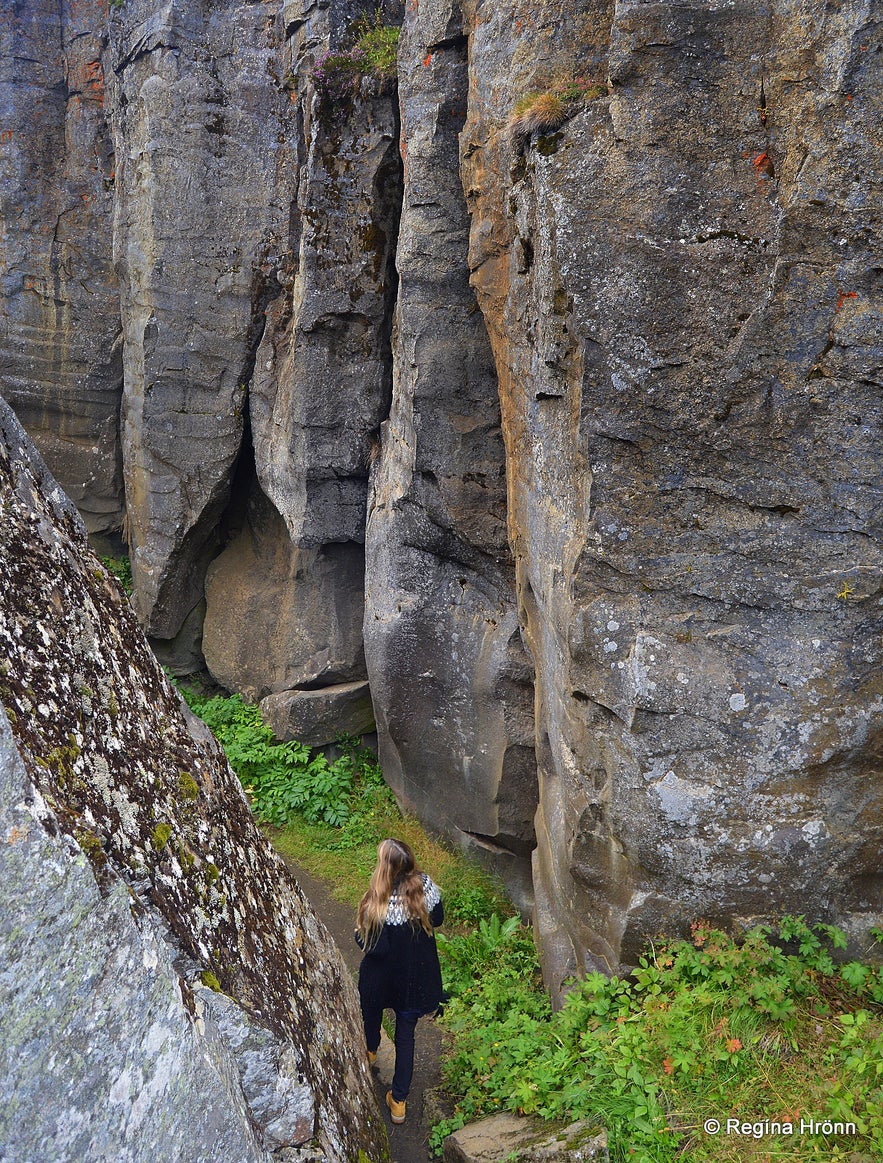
top-left (364, 0), bottom-right (538, 907)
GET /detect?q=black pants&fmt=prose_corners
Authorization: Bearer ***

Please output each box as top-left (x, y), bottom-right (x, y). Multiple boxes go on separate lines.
top-left (362, 1001), bottom-right (422, 1101)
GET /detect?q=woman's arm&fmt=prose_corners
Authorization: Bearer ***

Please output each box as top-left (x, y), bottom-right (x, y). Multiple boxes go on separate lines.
top-left (430, 899), bottom-right (444, 928)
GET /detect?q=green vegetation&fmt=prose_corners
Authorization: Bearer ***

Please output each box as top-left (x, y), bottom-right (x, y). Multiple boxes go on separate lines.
top-left (181, 691), bottom-right (883, 1162)
top-left (509, 75), bottom-right (607, 147)
top-left (151, 822), bottom-right (172, 850)
top-left (312, 11), bottom-right (399, 108)
top-left (431, 917), bottom-right (883, 1161)
top-left (180, 690), bottom-right (368, 827)
top-left (354, 11), bottom-right (399, 78)
top-left (100, 554), bottom-right (133, 594)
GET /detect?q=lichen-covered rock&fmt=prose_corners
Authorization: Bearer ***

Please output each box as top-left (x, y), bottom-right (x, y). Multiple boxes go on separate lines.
top-left (363, 0), bottom-right (537, 898)
top-left (461, 0), bottom-right (883, 990)
top-left (0, 396), bottom-right (388, 1162)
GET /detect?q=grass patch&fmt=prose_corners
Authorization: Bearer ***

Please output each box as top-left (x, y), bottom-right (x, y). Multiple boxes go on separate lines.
top-left (509, 72), bottom-right (608, 149)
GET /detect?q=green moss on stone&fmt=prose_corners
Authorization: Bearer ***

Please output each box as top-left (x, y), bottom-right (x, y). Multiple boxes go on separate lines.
top-left (200, 970), bottom-right (222, 992)
top-left (177, 771), bottom-right (199, 800)
top-left (152, 822), bottom-right (172, 851)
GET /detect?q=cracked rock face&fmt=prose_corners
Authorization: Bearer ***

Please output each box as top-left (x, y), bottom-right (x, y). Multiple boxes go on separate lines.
top-left (0, 397), bottom-right (388, 1163)
top-left (362, 0), bottom-right (537, 896)
top-left (460, 0), bottom-right (883, 991)
top-left (2, 0), bottom-right (881, 1000)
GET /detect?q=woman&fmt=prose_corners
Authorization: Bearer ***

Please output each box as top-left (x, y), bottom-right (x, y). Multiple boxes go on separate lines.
top-left (355, 838), bottom-right (444, 1125)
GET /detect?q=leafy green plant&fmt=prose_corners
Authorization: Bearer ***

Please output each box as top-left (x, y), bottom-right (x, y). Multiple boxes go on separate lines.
top-left (101, 554), bottom-right (133, 594)
top-left (181, 691), bottom-right (359, 827)
top-left (431, 917), bottom-right (883, 1160)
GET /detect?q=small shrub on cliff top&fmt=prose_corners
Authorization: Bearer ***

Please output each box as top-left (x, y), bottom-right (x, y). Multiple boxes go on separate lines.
top-left (312, 12), bottom-right (399, 109)
top-left (355, 10), bottom-right (399, 78)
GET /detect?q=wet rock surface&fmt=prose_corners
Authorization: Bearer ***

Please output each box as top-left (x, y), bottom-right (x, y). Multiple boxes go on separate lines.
top-left (0, 397), bottom-right (388, 1162)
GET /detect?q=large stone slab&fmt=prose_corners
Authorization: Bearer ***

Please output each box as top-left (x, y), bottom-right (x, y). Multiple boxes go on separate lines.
top-left (444, 1114), bottom-right (607, 1163)
top-left (261, 681), bottom-right (375, 746)
top-left (0, 395), bottom-right (389, 1163)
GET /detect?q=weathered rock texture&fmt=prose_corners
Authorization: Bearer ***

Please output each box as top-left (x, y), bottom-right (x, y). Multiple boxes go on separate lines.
top-left (0, 0), bottom-right (123, 536)
top-left (3, 0), bottom-right (882, 994)
top-left (459, 0), bottom-right (883, 990)
top-left (0, 396), bottom-right (388, 1162)
top-left (363, 0), bottom-right (537, 896)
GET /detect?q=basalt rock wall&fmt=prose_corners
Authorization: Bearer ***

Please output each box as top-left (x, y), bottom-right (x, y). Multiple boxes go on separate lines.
top-left (459, 0), bottom-right (883, 990)
top-left (0, 396), bottom-right (388, 1162)
top-left (2, 0), bottom-right (882, 990)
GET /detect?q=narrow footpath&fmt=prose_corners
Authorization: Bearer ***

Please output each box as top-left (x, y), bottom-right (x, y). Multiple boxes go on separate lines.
top-left (284, 859), bottom-right (445, 1163)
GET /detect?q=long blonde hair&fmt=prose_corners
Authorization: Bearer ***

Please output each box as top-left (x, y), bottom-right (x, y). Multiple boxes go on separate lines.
top-left (356, 838), bottom-right (432, 950)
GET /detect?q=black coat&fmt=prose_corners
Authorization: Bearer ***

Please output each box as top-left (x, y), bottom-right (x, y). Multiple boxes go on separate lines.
top-left (356, 874), bottom-right (444, 1016)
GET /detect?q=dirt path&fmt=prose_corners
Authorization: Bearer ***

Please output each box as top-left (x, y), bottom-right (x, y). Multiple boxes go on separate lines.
top-left (283, 858), bottom-right (444, 1163)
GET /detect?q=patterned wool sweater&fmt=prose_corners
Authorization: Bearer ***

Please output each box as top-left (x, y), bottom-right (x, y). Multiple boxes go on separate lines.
top-left (355, 874), bottom-right (445, 1015)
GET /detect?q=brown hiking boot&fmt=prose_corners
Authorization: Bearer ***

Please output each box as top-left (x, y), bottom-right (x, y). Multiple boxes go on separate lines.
top-left (367, 1050), bottom-right (378, 1066)
top-left (385, 1090), bottom-right (406, 1124)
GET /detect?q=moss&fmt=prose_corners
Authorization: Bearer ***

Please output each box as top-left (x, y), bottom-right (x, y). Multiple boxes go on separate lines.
top-left (200, 969), bottom-right (222, 992)
top-left (205, 862), bottom-right (220, 885)
top-left (152, 822), bottom-right (172, 851)
top-left (74, 828), bottom-right (108, 876)
top-left (177, 770), bottom-right (200, 801)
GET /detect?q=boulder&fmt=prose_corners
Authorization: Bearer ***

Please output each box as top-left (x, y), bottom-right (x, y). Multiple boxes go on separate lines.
top-left (444, 1114), bottom-right (608, 1163)
top-left (0, 395), bottom-right (388, 1163)
top-left (261, 682), bottom-right (375, 747)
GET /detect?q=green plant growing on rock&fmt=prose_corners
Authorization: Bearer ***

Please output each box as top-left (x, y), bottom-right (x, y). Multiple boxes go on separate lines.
top-left (355, 10), bottom-right (399, 78)
top-left (311, 10), bottom-right (399, 109)
top-left (100, 554), bottom-right (133, 594)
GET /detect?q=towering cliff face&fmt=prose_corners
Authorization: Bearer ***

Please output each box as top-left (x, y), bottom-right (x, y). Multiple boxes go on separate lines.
top-left (0, 0), bottom-right (122, 536)
top-left (459, 0), bottom-right (883, 990)
top-left (2, 0), bottom-right (881, 992)
top-left (0, 397), bottom-right (388, 1162)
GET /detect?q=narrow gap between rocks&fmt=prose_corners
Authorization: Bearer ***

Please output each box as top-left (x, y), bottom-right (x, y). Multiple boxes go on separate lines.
top-left (281, 857), bottom-right (446, 1163)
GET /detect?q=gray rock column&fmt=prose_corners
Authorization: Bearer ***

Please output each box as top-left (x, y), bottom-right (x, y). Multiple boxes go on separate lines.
top-left (0, 0), bottom-right (123, 536)
top-left (462, 0), bottom-right (883, 993)
top-left (364, 0), bottom-right (537, 898)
